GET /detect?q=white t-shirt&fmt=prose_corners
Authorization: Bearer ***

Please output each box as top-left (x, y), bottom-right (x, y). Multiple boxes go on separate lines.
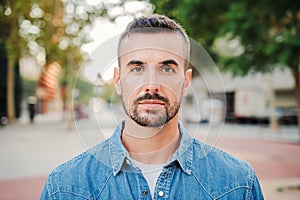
top-left (132, 159), bottom-right (164, 198)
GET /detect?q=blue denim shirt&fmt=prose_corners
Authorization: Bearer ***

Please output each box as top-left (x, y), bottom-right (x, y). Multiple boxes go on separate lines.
top-left (41, 122), bottom-right (264, 199)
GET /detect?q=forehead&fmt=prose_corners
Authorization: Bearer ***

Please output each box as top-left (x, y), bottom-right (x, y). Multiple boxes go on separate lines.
top-left (119, 32), bottom-right (187, 63)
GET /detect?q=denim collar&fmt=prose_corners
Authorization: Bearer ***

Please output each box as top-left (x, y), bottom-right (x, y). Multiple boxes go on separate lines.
top-left (109, 121), bottom-right (194, 176)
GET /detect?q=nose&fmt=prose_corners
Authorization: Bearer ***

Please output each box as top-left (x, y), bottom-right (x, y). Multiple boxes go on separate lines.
top-left (144, 82), bottom-right (160, 93)
top-left (143, 67), bottom-right (161, 93)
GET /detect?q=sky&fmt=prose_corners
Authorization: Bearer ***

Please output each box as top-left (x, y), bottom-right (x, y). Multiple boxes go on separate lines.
top-left (81, 16), bottom-right (132, 82)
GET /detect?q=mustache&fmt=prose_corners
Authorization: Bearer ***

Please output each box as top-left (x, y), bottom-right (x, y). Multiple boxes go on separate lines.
top-left (135, 93), bottom-right (169, 104)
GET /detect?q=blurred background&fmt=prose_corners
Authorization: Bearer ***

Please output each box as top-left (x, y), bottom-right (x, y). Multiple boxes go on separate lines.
top-left (0, 0), bottom-right (299, 199)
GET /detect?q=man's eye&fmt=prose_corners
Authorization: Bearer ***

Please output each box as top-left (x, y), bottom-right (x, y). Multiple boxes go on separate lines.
top-left (130, 66), bottom-right (143, 73)
top-left (161, 66), bottom-right (175, 73)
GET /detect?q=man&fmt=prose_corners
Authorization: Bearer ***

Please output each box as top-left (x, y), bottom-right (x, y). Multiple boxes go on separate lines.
top-left (41, 15), bottom-right (264, 199)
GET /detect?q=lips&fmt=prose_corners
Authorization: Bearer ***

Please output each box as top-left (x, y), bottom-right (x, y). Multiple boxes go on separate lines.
top-left (138, 100), bottom-right (165, 109)
top-left (134, 93), bottom-right (169, 109)
top-left (139, 100), bottom-right (165, 105)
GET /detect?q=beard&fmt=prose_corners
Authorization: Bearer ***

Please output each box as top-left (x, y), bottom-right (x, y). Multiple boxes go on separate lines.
top-left (123, 93), bottom-right (181, 127)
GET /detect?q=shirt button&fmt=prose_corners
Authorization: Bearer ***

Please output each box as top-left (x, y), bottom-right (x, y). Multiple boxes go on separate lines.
top-left (142, 190), bottom-right (148, 195)
top-left (158, 191), bottom-right (164, 197)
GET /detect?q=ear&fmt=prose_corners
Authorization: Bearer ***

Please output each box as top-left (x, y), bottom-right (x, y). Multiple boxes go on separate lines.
top-left (114, 67), bottom-right (122, 95)
top-left (182, 69), bottom-right (192, 96)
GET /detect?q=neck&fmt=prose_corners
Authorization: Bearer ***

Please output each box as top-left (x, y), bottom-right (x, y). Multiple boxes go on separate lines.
top-left (121, 116), bottom-right (180, 164)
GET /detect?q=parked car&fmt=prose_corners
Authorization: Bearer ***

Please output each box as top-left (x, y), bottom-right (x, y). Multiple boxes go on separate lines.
top-left (276, 108), bottom-right (298, 125)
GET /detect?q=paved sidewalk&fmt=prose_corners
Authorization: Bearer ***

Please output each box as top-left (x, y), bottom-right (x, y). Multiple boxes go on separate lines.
top-left (0, 176), bottom-right (46, 200)
top-left (0, 113), bottom-right (299, 199)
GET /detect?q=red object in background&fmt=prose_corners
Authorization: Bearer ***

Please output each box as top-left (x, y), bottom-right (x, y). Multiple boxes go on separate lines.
top-left (36, 62), bottom-right (61, 113)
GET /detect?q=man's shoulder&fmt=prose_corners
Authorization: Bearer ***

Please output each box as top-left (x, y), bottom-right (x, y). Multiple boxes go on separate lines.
top-left (193, 138), bottom-right (252, 168)
top-left (183, 138), bottom-right (263, 199)
top-left (45, 138), bottom-right (113, 196)
top-left (53, 138), bottom-right (111, 172)
top-left (191, 138), bottom-right (256, 186)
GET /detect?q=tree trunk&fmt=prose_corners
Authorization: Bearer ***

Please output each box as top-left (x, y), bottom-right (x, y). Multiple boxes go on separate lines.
top-left (65, 52), bottom-right (75, 130)
top-left (292, 67), bottom-right (300, 137)
top-left (7, 56), bottom-right (15, 123)
top-left (6, 17), bottom-right (19, 124)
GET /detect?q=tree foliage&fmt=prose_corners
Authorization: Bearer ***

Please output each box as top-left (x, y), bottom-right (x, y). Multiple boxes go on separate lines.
top-left (151, 0), bottom-right (299, 74)
top-left (0, 0), bottom-right (32, 56)
top-left (219, 0), bottom-right (300, 75)
top-left (151, 0), bottom-right (230, 59)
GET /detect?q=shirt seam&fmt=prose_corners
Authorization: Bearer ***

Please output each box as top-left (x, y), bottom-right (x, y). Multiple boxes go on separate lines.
top-left (94, 172), bottom-right (114, 199)
top-left (245, 164), bottom-right (256, 200)
top-left (215, 186), bottom-right (251, 199)
top-left (191, 171), bottom-right (214, 200)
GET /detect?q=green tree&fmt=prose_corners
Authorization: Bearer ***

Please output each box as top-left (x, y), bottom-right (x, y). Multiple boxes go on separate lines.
top-left (151, 0), bottom-right (230, 58)
top-left (151, 0), bottom-right (300, 130)
top-left (18, 0), bottom-right (113, 127)
top-left (220, 0), bottom-right (300, 129)
top-left (0, 0), bottom-right (33, 122)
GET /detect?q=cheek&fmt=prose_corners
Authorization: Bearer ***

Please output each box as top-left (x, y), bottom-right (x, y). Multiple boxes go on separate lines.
top-left (120, 79), bottom-right (139, 104)
top-left (167, 89), bottom-right (183, 104)
top-left (121, 73), bottom-right (146, 91)
top-left (161, 77), bottom-right (185, 99)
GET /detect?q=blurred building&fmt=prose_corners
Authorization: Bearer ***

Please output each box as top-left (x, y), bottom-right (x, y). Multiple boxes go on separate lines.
top-left (186, 67), bottom-right (297, 125)
top-left (223, 68), bottom-right (295, 123)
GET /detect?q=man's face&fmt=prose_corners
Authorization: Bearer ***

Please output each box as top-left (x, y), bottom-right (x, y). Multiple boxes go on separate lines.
top-left (115, 32), bottom-right (191, 127)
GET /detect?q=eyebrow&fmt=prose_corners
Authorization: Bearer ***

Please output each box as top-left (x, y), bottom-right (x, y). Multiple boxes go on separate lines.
top-left (159, 59), bottom-right (178, 66)
top-left (126, 60), bottom-right (144, 67)
top-left (126, 59), bottom-right (179, 67)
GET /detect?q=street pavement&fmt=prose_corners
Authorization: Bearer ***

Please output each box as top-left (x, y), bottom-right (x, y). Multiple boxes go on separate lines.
top-left (0, 111), bottom-right (299, 199)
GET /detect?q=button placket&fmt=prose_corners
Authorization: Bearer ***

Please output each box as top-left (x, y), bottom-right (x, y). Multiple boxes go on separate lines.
top-left (154, 165), bottom-right (173, 199)
top-left (137, 173), bottom-right (151, 199)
